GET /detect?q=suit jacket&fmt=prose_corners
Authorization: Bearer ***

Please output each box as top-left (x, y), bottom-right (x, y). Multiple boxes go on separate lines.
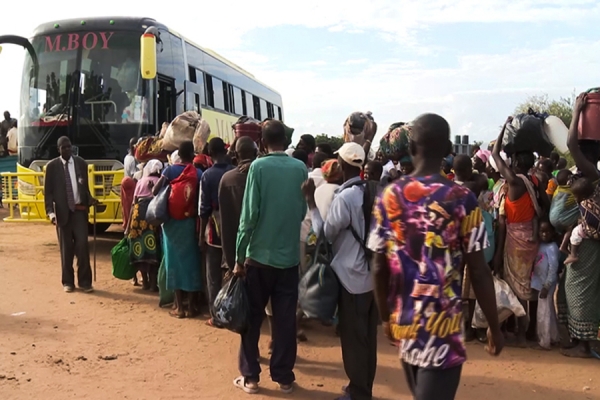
top-left (44, 156), bottom-right (94, 226)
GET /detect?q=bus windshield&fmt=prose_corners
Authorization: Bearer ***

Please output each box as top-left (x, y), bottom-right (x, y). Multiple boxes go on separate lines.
top-left (19, 30), bottom-right (154, 165)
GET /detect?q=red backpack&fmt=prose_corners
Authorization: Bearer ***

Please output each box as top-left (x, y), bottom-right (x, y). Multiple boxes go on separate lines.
top-left (168, 164), bottom-right (199, 220)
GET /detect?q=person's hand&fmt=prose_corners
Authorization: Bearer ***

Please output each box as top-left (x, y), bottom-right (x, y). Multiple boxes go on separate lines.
top-left (574, 92), bottom-right (588, 115)
top-left (486, 327), bottom-right (505, 356)
top-left (540, 287), bottom-right (549, 299)
top-left (50, 216), bottom-right (57, 226)
top-left (301, 179), bottom-right (316, 207)
top-left (233, 263), bottom-right (246, 277)
top-left (91, 198), bottom-right (100, 206)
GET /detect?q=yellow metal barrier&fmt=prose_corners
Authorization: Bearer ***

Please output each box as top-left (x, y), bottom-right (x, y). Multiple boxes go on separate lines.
top-left (1, 163), bottom-right (125, 224)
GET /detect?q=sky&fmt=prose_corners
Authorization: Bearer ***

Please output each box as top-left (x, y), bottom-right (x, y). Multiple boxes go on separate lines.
top-left (1, 1), bottom-right (600, 146)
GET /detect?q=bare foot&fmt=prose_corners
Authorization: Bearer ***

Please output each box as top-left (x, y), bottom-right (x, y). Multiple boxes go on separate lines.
top-left (564, 255), bottom-right (579, 265)
top-left (561, 345), bottom-right (591, 358)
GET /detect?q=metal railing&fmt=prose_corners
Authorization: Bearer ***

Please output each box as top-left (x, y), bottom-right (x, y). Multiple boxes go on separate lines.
top-left (1, 166), bottom-right (124, 224)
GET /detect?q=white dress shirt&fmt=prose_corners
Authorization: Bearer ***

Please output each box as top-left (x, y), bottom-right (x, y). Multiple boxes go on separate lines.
top-left (124, 154), bottom-right (138, 178)
top-left (48, 156), bottom-right (80, 221)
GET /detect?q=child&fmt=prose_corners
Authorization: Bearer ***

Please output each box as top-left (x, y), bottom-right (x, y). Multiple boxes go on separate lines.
top-left (563, 177), bottom-right (596, 264)
top-left (531, 220), bottom-right (560, 350)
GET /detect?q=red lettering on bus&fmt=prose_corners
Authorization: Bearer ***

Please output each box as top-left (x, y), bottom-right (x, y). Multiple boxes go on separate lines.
top-left (99, 32), bottom-right (114, 49)
top-left (45, 35), bottom-right (61, 52)
top-left (67, 33), bottom-right (80, 51)
top-left (82, 32), bottom-right (98, 50)
top-left (43, 32), bottom-right (115, 52)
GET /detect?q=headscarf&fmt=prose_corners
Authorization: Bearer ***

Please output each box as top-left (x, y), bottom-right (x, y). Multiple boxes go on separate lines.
top-left (143, 159), bottom-right (163, 177)
top-left (488, 151), bottom-right (510, 172)
top-left (169, 150), bottom-right (181, 165)
top-left (475, 149), bottom-right (491, 164)
top-left (321, 159), bottom-right (342, 183)
top-left (193, 154), bottom-right (213, 170)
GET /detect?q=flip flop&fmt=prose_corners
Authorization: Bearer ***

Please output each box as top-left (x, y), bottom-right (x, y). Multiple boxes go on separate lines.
top-left (169, 310), bottom-right (186, 319)
top-left (233, 376), bottom-right (259, 394)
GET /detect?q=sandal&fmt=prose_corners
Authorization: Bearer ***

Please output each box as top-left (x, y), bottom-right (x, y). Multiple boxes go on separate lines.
top-left (169, 310), bottom-right (186, 319)
top-left (233, 376), bottom-right (259, 394)
top-left (206, 318), bottom-right (223, 328)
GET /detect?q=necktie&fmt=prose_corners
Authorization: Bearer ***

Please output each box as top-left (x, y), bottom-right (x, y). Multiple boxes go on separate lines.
top-left (64, 161), bottom-right (76, 212)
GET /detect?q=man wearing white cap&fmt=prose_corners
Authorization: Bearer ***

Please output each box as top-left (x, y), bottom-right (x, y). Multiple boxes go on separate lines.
top-left (302, 142), bottom-right (377, 400)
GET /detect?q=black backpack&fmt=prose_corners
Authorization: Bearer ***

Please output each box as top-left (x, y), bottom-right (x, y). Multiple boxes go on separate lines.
top-left (344, 179), bottom-right (379, 269)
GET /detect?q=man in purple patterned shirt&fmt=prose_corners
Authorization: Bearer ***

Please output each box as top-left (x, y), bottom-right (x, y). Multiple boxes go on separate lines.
top-left (368, 113), bottom-right (504, 400)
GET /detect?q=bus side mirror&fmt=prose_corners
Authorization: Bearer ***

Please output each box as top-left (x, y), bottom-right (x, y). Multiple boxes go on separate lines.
top-left (140, 33), bottom-right (156, 80)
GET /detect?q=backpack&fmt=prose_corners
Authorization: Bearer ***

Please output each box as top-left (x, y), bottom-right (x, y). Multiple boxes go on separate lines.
top-left (344, 179), bottom-right (379, 269)
top-left (168, 164), bottom-right (199, 220)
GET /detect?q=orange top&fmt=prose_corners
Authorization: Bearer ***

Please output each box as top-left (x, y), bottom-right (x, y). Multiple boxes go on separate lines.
top-left (546, 178), bottom-right (557, 196)
top-left (504, 191), bottom-right (535, 223)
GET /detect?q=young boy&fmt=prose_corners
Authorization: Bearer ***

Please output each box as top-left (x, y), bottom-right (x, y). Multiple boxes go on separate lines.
top-left (564, 177), bottom-right (596, 264)
top-left (532, 220), bottom-right (561, 350)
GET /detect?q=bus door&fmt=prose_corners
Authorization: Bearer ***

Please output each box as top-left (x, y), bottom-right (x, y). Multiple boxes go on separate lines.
top-left (157, 75), bottom-right (176, 126)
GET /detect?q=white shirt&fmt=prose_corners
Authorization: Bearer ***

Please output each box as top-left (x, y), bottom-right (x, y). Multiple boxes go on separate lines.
top-left (7, 127), bottom-right (17, 154)
top-left (124, 154), bottom-right (138, 178)
top-left (48, 157), bottom-right (80, 221)
top-left (308, 168), bottom-right (324, 188)
top-left (314, 183), bottom-right (339, 221)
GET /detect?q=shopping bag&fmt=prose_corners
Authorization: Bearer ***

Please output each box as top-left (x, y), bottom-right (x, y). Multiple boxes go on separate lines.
top-left (212, 276), bottom-right (251, 334)
top-left (298, 234), bottom-right (339, 324)
top-left (146, 185), bottom-right (170, 226)
top-left (472, 276), bottom-right (526, 329)
top-left (111, 238), bottom-right (137, 280)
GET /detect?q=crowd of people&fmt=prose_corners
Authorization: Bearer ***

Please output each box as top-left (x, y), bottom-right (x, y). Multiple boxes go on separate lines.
top-left (107, 94), bottom-right (600, 400)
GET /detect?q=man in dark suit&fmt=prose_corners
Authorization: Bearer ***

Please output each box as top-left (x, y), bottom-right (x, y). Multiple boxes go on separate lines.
top-left (44, 136), bottom-right (97, 293)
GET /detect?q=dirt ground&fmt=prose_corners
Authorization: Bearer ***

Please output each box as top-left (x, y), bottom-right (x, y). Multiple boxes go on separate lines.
top-left (1, 210), bottom-right (600, 400)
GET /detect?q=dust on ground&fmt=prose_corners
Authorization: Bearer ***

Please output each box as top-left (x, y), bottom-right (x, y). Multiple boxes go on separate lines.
top-left (0, 209), bottom-right (599, 400)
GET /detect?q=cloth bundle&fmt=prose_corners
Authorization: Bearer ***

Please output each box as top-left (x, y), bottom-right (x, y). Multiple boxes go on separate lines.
top-left (343, 111), bottom-right (377, 145)
top-left (162, 111), bottom-right (211, 153)
top-left (379, 123), bottom-right (411, 161)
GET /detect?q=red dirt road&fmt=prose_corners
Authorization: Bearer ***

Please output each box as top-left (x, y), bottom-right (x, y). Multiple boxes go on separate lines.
top-left (1, 211), bottom-right (599, 399)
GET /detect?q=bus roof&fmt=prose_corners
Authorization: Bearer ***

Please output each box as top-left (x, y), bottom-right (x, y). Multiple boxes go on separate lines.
top-left (32, 16), bottom-right (281, 96)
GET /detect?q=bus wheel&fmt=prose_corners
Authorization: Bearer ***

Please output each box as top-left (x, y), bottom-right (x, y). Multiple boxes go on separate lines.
top-left (88, 223), bottom-right (111, 235)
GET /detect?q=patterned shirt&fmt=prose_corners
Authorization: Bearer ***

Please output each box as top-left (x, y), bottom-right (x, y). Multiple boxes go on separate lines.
top-left (367, 174), bottom-right (488, 369)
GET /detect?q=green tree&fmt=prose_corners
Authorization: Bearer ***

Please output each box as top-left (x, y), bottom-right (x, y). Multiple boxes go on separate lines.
top-left (515, 92), bottom-right (576, 168)
top-left (315, 134), bottom-right (344, 152)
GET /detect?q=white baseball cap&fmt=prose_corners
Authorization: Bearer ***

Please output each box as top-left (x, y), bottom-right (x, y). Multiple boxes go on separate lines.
top-left (335, 142), bottom-right (365, 168)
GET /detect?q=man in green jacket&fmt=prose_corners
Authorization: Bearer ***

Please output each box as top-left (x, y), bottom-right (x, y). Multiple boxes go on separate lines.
top-left (233, 120), bottom-right (308, 395)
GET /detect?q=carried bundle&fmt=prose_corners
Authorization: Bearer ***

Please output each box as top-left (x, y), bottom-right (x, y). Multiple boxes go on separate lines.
top-left (162, 111), bottom-right (211, 153)
top-left (232, 116), bottom-right (262, 144)
top-left (379, 122), bottom-right (411, 161)
top-left (134, 136), bottom-right (169, 163)
top-left (502, 109), bottom-right (554, 157)
top-left (343, 111), bottom-right (377, 145)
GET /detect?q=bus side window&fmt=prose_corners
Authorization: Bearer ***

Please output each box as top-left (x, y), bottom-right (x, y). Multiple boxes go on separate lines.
top-left (253, 95), bottom-right (261, 120)
top-left (246, 92), bottom-right (255, 119)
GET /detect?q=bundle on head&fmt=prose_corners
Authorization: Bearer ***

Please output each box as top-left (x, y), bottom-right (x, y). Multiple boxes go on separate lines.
top-left (379, 123), bottom-right (411, 161)
top-left (343, 111), bottom-right (377, 145)
top-left (232, 116), bottom-right (262, 148)
top-left (162, 111), bottom-right (211, 153)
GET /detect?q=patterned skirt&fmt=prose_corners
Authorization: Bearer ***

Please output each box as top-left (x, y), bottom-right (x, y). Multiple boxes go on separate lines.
top-left (564, 239), bottom-right (600, 341)
top-left (128, 197), bottom-right (160, 268)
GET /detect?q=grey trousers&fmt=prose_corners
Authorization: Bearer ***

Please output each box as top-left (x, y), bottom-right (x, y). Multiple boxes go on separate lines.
top-left (338, 285), bottom-right (378, 400)
top-left (205, 245), bottom-right (224, 309)
top-left (57, 210), bottom-right (92, 288)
